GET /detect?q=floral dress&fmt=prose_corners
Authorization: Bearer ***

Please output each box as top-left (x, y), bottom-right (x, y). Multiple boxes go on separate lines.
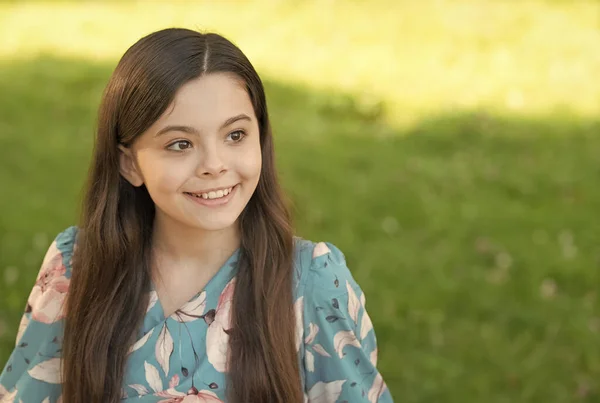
top-left (0, 226), bottom-right (393, 402)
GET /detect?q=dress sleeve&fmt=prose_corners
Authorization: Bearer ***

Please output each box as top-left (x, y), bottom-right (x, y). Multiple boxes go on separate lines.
top-left (0, 226), bottom-right (77, 403)
top-left (301, 242), bottom-right (393, 403)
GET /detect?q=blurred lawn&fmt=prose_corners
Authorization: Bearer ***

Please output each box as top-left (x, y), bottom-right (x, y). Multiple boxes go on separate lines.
top-left (1, 1), bottom-right (600, 402)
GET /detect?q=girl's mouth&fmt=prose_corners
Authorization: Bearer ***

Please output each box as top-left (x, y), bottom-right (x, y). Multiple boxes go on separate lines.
top-left (184, 184), bottom-right (238, 207)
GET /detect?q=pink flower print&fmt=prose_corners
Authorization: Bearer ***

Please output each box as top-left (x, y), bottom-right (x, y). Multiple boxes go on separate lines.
top-left (169, 374), bottom-right (180, 389)
top-left (156, 387), bottom-right (186, 402)
top-left (0, 384), bottom-right (18, 401)
top-left (181, 390), bottom-right (223, 403)
top-left (27, 241), bottom-right (70, 323)
top-left (156, 384), bottom-right (223, 403)
top-left (206, 278), bottom-right (236, 372)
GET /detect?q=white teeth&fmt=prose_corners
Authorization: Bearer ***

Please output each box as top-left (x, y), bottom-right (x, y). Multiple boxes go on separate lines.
top-left (190, 186), bottom-right (233, 200)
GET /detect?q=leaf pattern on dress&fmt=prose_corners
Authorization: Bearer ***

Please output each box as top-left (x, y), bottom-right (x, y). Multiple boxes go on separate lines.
top-left (129, 384), bottom-right (150, 396)
top-left (346, 281), bottom-right (360, 325)
top-left (370, 348), bottom-right (378, 366)
top-left (312, 344), bottom-right (332, 357)
top-left (27, 357), bottom-right (61, 384)
top-left (312, 242), bottom-right (331, 258)
top-left (304, 323), bottom-right (319, 344)
top-left (306, 350), bottom-right (315, 372)
top-left (144, 361), bottom-right (163, 393)
top-left (155, 386), bottom-right (185, 400)
top-left (206, 279), bottom-right (235, 372)
top-left (147, 290), bottom-right (159, 313)
top-left (360, 310), bottom-right (374, 340)
top-left (307, 380), bottom-right (346, 403)
top-left (155, 388), bottom-right (186, 401)
top-left (332, 330), bottom-right (361, 358)
top-left (172, 291), bottom-right (207, 323)
top-left (129, 328), bottom-right (154, 354)
top-left (367, 373), bottom-right (388, 403)
top-left (295, 296), bottom-right (304, 351)
top-left (156, 323), bottom-right (174, 375)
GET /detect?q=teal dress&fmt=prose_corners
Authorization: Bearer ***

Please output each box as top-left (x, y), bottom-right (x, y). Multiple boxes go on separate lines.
top-left (0, 227), bottom-right (393, 402)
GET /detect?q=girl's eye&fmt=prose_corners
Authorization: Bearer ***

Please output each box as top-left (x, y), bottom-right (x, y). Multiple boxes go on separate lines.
top-left (167, 140), bottom-right (192, 151)
top-left (227, 130), bottom-right (246, 143)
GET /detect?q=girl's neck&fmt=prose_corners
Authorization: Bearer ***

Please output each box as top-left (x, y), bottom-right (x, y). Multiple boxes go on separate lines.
top-left (150, 210), bottom-right (241, 269)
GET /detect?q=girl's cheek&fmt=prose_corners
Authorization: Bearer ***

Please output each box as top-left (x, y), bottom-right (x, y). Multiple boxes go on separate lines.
top-left (236, 158), bottom-right (261, 179)
top-left (238, 144), bottom-right (262, 175)
top-left (152, 156), bottom-right (192, 180)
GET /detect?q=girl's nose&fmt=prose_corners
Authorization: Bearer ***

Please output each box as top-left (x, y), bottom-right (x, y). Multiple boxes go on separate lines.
top-left (197, 147), bottom-right (226, 177)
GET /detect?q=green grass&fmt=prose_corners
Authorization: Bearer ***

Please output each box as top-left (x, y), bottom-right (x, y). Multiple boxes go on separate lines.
top-left (1, 1), bottom-right (600, 402)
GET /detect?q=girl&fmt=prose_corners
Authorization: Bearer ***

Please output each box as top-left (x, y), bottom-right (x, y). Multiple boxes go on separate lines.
top-left (0, 28), bottom-right (392, 403)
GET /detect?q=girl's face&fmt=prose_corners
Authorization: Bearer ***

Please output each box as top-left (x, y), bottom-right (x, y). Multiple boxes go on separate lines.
top-left (118, 72), bottom-right (262, 233)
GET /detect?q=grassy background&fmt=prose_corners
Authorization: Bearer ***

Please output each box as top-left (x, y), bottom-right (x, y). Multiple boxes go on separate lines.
top-left (1, 0), bottom-right (599, 401)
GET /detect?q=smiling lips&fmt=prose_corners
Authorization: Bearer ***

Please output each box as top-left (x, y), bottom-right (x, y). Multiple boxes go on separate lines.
top-left (185, 185), bottom-right (236, 200)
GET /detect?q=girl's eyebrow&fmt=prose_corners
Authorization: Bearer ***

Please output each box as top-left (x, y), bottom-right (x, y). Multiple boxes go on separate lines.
top-left (154, 113), bottom-right (252, 138)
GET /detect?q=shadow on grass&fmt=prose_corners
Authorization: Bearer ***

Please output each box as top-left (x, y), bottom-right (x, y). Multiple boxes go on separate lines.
top-left (1, 55), bottom-right (599, 403)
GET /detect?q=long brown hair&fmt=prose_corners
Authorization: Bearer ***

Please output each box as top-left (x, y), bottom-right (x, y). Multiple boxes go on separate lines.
top-left (62, 28), bottom-right (302, 403)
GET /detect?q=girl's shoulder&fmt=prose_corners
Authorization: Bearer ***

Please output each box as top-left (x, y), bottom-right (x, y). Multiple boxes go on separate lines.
top-left (27, 226), bottom-right (79, 322)
top-left (292, 237), bottom-right (359, 298)
top-left (54, 225), bottom-right (79, 256)
top-left (48, 226), bottom-right (79, 277)
top-left (28, 226), bottom-right (79, 288)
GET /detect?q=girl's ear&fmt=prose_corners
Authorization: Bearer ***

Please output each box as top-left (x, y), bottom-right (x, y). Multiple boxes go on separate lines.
top-left (118, 145), bottom-right (144, 187)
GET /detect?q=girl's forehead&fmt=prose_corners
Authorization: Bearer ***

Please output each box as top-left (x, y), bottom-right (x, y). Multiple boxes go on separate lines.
top-left (178, 72), bottom-right (246, 98)
top-left (170, 75), bottom-right (250, 114)
top-left (142, 73), bottom-right (256, 139)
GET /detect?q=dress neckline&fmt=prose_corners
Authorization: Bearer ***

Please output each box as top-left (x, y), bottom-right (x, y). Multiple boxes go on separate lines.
top-left (147, 248), bottom-right (241, 322)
